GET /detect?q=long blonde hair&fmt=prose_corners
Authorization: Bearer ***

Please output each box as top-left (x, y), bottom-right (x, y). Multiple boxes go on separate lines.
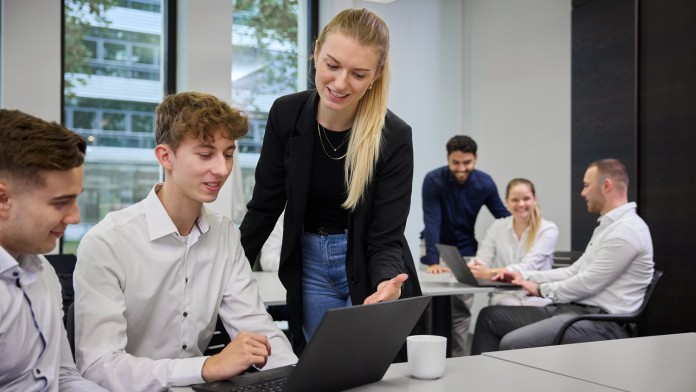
top-left (314, 8), bottom-right (391, 210)
top-left (506, 178), bottom-right (543, 252)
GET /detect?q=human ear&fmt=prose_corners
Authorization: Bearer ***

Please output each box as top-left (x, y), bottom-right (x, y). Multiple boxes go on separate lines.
top-left (0, 181), bottom-right (12, 218)
top-left (155, 144), bottom-right (173, 171)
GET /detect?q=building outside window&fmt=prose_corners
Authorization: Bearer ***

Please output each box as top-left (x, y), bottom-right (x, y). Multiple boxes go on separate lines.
top-left (232, 0), bottom-right (307, 204)
top-left (62, 0), bottom-right (308, 253)
top-left (63, 0), bottom-right (164, 254)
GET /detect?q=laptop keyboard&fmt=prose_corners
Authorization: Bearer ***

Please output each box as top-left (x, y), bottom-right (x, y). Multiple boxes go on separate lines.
top-left (230, 377), bottom-right (288, 392)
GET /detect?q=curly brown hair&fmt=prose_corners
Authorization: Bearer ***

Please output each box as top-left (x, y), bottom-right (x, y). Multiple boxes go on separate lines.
top-left (155, 92), bottom-right (249, 151)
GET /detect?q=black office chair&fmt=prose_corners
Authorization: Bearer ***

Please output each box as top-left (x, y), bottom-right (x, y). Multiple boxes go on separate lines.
top-left (204, 315), bottom-right (232, 356)
top-left (44, 254), bottom-right (77, 326)
top-left (552, 269), bottom-right (663, 345)
top-left (552, 250), bottom-right (583, 268)
top-left (67, 302), bottom-right (76, 359)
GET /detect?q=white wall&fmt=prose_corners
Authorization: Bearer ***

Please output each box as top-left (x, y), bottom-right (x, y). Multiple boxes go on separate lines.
top-left (1, 0), bottom-right (62, 120)
top-left (1, 0), bottom-right (63, 254)
top-left (325, 0), bottom-right (571, 258)
top-left (461, 0), bottom-right (571, 250)
top-left (1, 0), bottom-right (571, 256)
top-left (177, 0), bottom-right (239, 218)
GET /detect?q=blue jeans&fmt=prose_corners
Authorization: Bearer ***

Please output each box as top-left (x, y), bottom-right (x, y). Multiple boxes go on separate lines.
top-left (301, 231), bottom-right (352, 342)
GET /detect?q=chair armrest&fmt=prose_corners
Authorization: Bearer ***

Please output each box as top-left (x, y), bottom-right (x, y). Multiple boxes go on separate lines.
top-left (551, 311), bottom-right (640, 345)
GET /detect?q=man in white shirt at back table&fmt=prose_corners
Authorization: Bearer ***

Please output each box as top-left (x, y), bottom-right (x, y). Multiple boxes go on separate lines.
top-left (74, 92), bottom-right (297, 391)
top-left (471, 158), bottom-right (654, 354)
top-left (0, 109), bottom-right (107, 392)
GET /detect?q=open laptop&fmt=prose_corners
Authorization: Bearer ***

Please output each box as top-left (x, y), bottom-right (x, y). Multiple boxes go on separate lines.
top-left (192, 295), bottom-right (431, 392)
top-left (435, 243), bottom-right (519, 289)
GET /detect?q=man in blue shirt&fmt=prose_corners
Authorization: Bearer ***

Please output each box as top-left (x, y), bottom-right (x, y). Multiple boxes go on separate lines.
top-left (421, 135), bottom-right (509, 355)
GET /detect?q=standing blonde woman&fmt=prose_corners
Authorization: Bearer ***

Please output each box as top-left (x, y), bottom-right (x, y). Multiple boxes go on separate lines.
top-left (240, 8), bottom-right (421, 352)
top-left (468, 178), bottom-right (559, 305)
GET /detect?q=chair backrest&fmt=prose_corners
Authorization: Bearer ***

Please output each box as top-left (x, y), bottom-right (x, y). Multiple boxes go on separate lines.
top-left (44, 254), bottom-right (77, 326)
top-left (552, 269), bottom-right (664, 345)
top-left (553, 251), bottom-right (583, 268)
top-left (67, 302), bottom-right (76, 359)
top-left (634, 269), bottom-right (664, 323)
top-left (203, 315), bottom-right (231, 356)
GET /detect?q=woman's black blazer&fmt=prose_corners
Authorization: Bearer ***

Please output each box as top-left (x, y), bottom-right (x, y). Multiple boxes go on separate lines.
top-left (240, 89), bottom-right (422, 351)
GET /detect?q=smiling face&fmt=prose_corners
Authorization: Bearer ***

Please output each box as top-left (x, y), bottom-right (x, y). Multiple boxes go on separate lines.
top-left (314, 32), bottom-right (381, 119)
top-left (159, 127), bottom-right (236, 205)
top-left (506, 182), bottom-right (537, 221)
top-left (447, 151), bottom-right (477, 184)
top-left (0, 167), bottom-right (83, 258)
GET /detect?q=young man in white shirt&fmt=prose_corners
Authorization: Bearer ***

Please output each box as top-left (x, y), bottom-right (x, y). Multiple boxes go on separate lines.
top-left (471, 158), bottom-right (654, 354)
top-left (0, 109), bottom-right (107, 392)
top-left (74, 92), bottom-right (297, 391)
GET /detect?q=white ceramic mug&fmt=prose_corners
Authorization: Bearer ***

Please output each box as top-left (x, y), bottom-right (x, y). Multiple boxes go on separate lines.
top-left (406, 335), bottom-right (447, 379)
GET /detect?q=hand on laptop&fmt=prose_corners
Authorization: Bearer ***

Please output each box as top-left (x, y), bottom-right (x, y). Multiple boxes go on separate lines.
top-left (201, 332), bottom-right (272, 382)
top-left (467, 259), bottom-right (491, 279)
top-left (491, 270), bottom-right (522, 283)
top-left (511, 278), bottom-right (540, 296)
top-left (426, 264), bottom-right (451, 274)
top-left (364, 273), bottom-right (408, 304)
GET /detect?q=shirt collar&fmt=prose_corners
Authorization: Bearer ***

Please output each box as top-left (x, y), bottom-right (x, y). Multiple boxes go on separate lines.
top-left (598, 201), bottom-right (637, 226)
top-left (143, 183), bottom-right (210, 241)
top-left (0, 245), bottom-right (43, 279)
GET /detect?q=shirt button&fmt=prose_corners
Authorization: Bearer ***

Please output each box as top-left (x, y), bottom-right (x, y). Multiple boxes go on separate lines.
top-left (350, 277), bottom-right (358, 285)
top-left (12, 271), bottom-right (19, 277)
top-left (183, 312), bottom-right (188, 317)
top-left (36, 368), bottom-right (41, 374)
top-left (182, 344), bottom-right (187, 350)
top-left (185, 277), bottom-right (189, 283)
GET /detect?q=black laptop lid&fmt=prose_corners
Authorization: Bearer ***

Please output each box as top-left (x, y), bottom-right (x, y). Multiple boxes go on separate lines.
top-left (435, 243), bottom-right (518, 288)
top-left (286, 295), bottom-right (430, 392)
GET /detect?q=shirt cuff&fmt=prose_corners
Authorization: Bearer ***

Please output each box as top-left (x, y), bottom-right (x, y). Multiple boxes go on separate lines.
top-left (170, 356), bottom-right (208, 386)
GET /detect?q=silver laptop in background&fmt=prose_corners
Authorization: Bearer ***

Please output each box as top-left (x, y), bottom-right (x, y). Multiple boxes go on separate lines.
top-left (192, 295), bottom-right (431, 392)
top-left (435, 243), bottom-right (519, 289)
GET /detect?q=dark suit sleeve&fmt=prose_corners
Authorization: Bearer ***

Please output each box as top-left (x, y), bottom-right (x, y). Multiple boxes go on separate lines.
top-left (485, 179), bottom-right (511, 219)
top-left (239, 100), bottom-right (288, 266)
top-left (365, 121), bottom-right (414, 289)
top-left (421, 172), bottom-right (442, 265)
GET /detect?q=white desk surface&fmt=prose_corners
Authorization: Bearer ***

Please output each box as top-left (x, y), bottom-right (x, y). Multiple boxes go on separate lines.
top-left (484, 333), bottom-right (696, 392)
top-left (251, 270), bottom-right (492, 307)
top-left (171, 355), bottom-right (616, 392)
top-left (344, 355), bottom-right (621, 392)
top-left (251, 271), bottom-right (286, 306)
top-left (417, 270), bottom-right (494, 296)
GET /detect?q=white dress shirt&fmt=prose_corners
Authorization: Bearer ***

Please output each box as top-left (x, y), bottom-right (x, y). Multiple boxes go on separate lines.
top-left (74, 185), bottom-right (297, 391)
top-left (0, 247), bottom-right (107, 392)
top-left (475, 216), bottom-right (559, 272)
top-left (523, 202), bottom-right (654, 314)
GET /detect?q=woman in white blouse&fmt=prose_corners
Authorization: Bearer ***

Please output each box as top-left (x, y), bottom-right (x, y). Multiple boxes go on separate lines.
top-left (468, 178), bottom-right (559, 305)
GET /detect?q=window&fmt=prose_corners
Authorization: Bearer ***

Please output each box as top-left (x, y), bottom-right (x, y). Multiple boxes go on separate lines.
top-left (63, 0), bottom-right (168, 253)
top-left (232, 0), bottom-right (312, 204)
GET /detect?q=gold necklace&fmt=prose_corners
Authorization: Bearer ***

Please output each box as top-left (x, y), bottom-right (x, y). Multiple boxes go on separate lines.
top-left (319, 123), bottom-right (350, 151)
top-left (317, 123), bottom-right (349, 160)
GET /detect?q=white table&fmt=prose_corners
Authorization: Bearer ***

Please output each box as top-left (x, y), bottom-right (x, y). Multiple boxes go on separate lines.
top-left (252, 270), bottom-right (492, 305)
top-left (251, 270), bottom-right (490, 356)
top-left (172, 355), bottom-right (617, 392)
top-left (483, 333), bottom-right (696, 392)
top-left (251, 271), bottom-right (286, 306)
top-left (417, 270), bottom-right (493, 296)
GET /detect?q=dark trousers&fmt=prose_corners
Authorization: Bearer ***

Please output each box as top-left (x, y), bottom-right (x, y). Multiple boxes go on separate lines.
top-left (471, 304), bottom-right (629, 355)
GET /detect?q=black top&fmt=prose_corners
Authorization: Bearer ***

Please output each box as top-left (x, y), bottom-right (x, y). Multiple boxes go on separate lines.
top-left (304, 124), bottom-right (350, 231)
